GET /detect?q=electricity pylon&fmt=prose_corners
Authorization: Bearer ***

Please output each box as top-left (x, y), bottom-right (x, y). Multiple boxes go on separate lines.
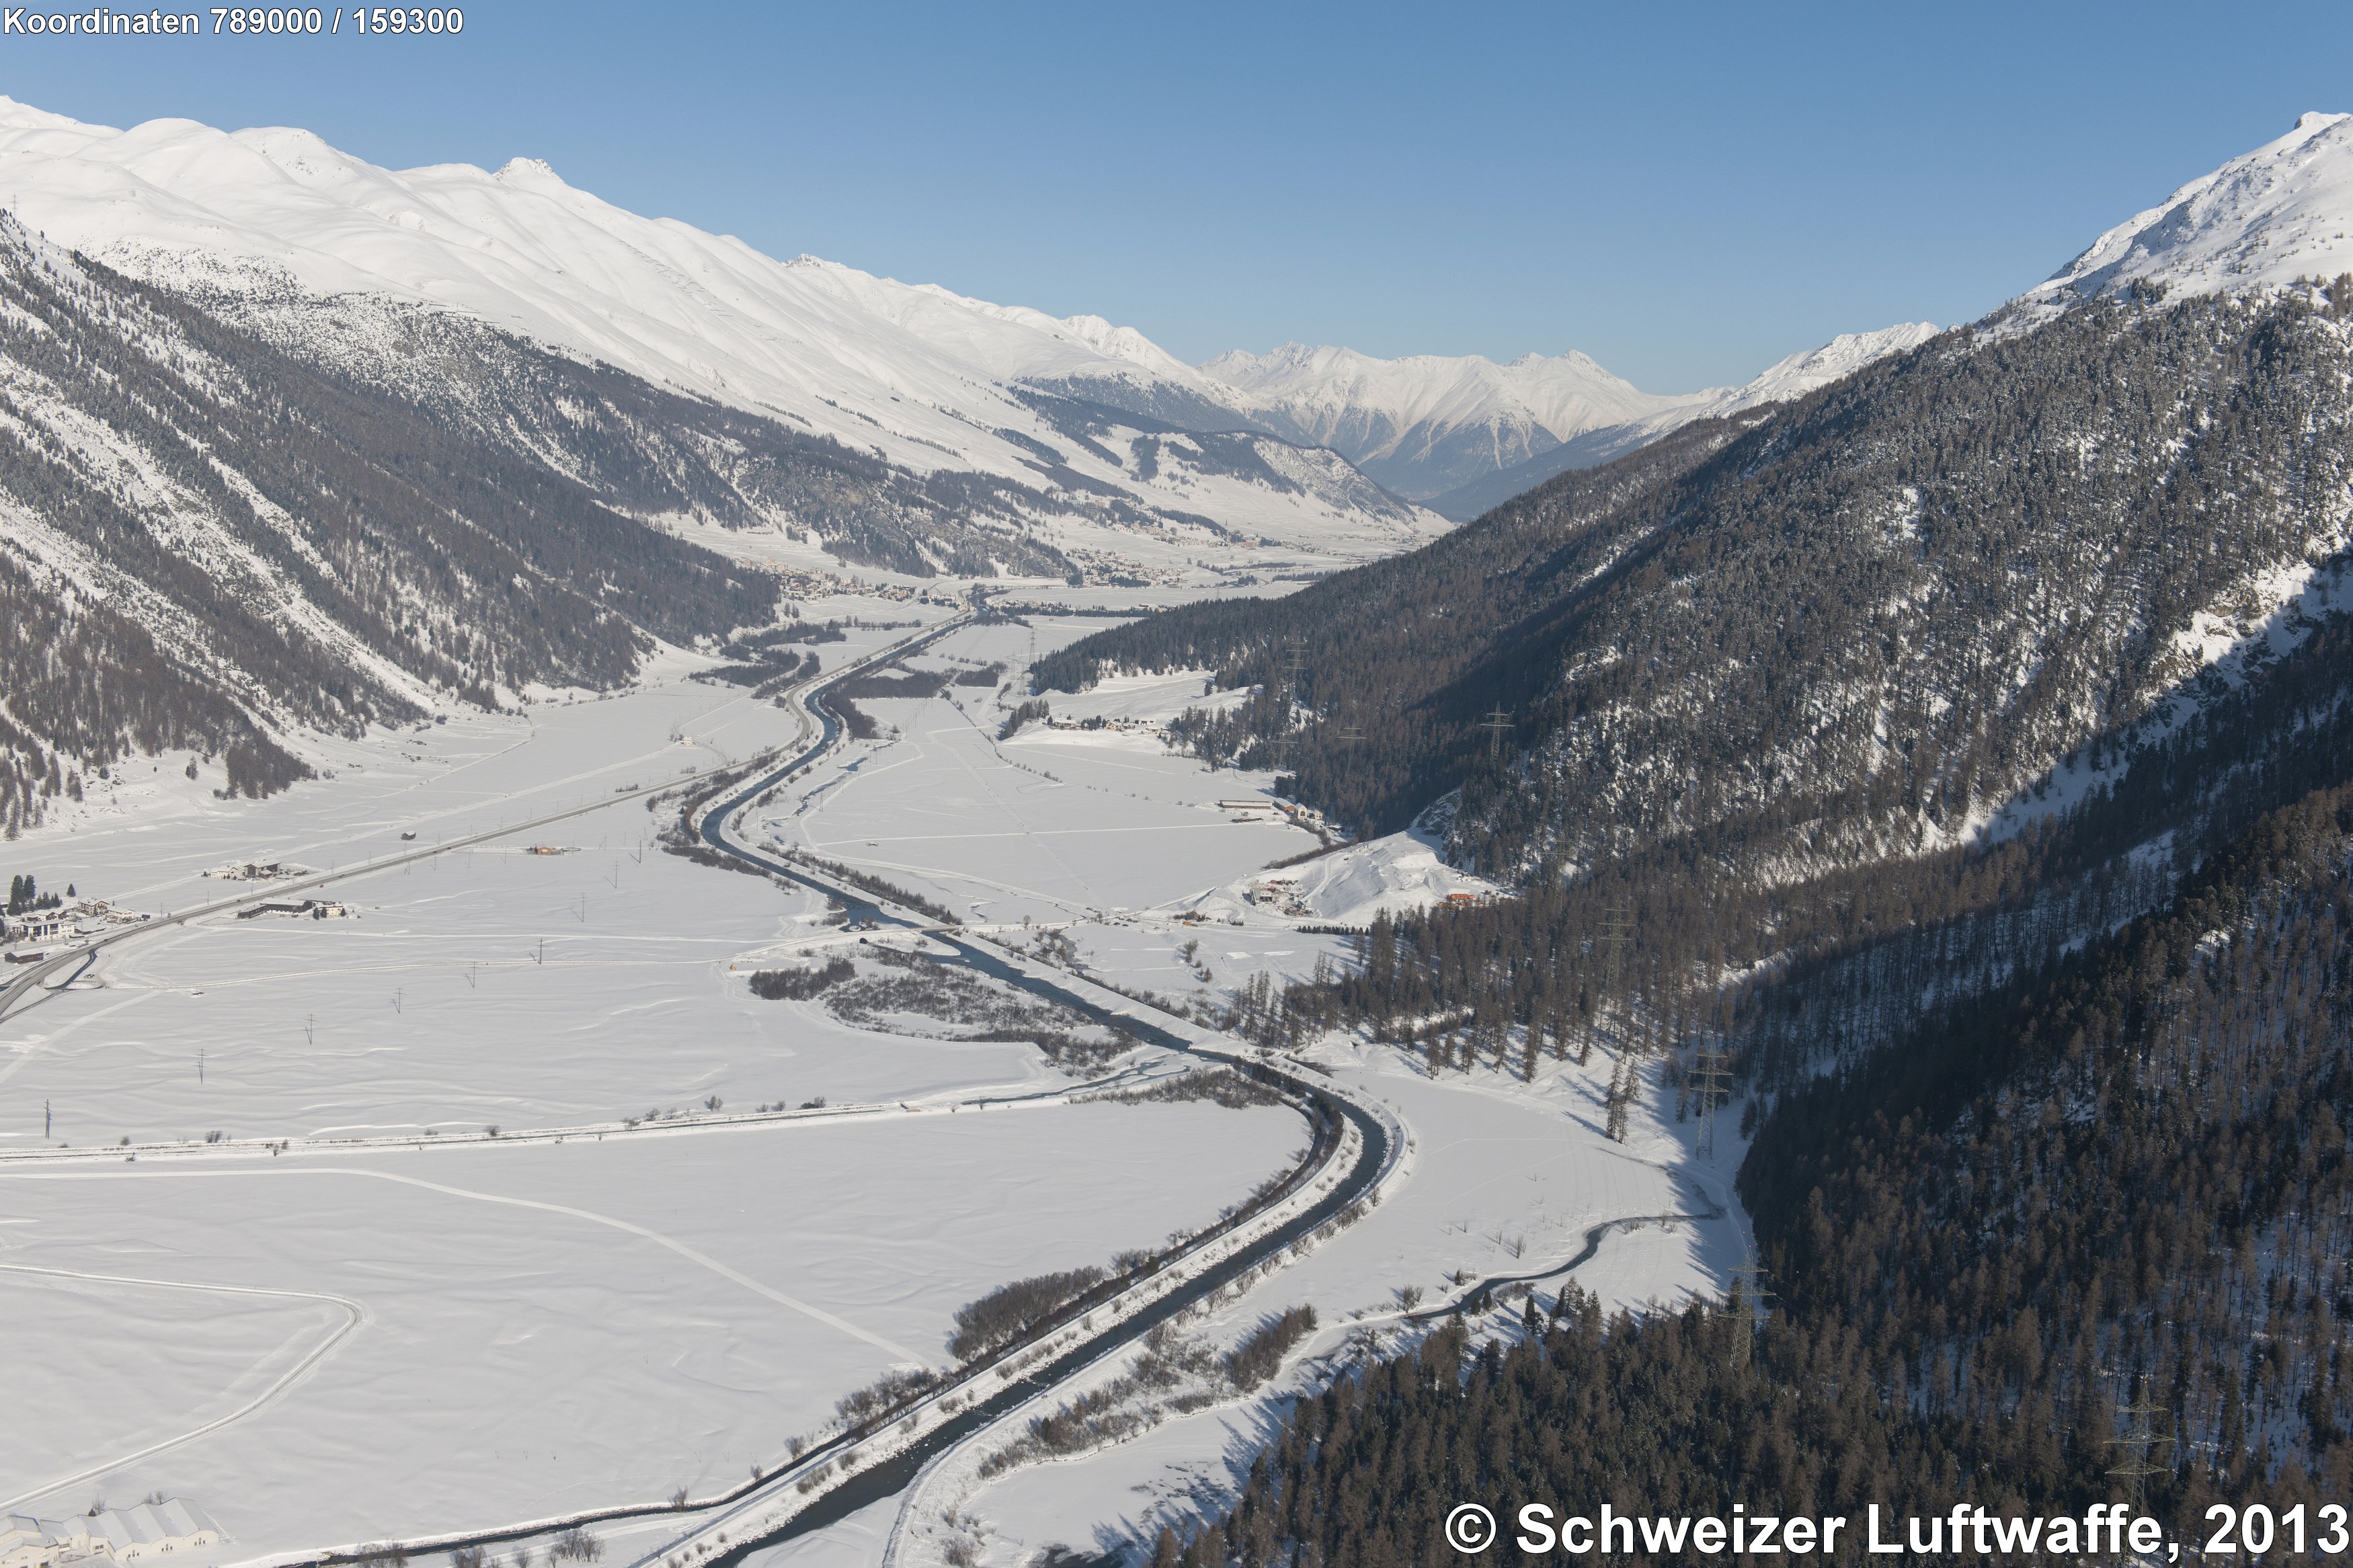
top-left (1480, 706), bottom-right (1512, 759)
top-left (2107, 1395), bottom-right (2175, 1524)
top-left (1691, 1046), bottom-right (1734, 1159)
top-left (1598, 903), bottom-right (1633, 1046)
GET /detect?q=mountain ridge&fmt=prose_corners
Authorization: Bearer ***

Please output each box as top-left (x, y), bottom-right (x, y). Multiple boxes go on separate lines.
top-left (0, 96), bottom-right (1946, 525)
top-left (0, 96), bottom-right (1445, 563)
top-left (1412, 321), bottom-right (1946, 520)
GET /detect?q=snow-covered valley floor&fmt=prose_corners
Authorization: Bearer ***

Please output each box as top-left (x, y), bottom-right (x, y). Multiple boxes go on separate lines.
top-left (2, 600), bottom-right (1746, 1567)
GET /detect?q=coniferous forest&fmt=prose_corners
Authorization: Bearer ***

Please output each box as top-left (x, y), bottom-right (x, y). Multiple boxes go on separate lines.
top-left (1185, 780), bottom-right (2353, 1567)
top-left (1033, 278), bottom-right (2353, 1563)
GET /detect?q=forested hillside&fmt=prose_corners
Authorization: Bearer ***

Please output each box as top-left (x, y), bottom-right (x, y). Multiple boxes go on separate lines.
top-left (1061, 276), bottom-right (2353, 1162)
top-left (1193, 780), bottom-right (2353, 1568)
top-left (1042, 283), bottom-right (2353, 891)
top-left (0, 215), bottom-right (776, 832)
top-left (1120, 267), bottom-right (2353, 1567)
top-left (1246, 555), bottom-right (2353, 1091)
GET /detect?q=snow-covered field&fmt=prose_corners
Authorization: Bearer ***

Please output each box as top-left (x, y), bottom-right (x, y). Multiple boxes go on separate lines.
top-left (766, 622), bottom-right (1319, 927)
top-left (0, 1100), bottom-right (1301, 1550)
top-left (719, 617), bottom-right (1745, 1567)
top-left (2, 593), bottom-right (1743, 1568)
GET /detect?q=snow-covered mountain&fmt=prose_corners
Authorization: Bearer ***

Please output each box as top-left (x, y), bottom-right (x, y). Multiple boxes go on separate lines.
top-left (1194, 343), bottom-right (1706, 501)
top-left (0, 97), bottom-right (1439, 567)
top-left (1043, 116), bottom-right (2353, 903)
top-left (2022, 110), bottom-right (2353, 310)
top-left (1391, 321), bottom-right (1945, 520)
top-left (1706, 323), bottom-right (1949, 414)
top-left (0, 211), bottom-right (793, 827)
top-left (1408, 108), bottom-right (2353, 523)
top-left (0, 97), bottom-right (1963, 539)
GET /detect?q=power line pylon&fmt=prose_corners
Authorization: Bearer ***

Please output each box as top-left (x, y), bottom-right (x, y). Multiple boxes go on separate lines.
top-left (2107, 1395), bottom-right (2176, 1532)
top-left (1729, 1245), bottom-right (1774, 1319)
top-left (1727, 1244), bottom-right (1776, 1360)
top-left (1480, 706), bottom-right (1512, 759)
top-left (1691, 1046), bottom-right (1735, 1160)
top-left (1280, 637), bottom-right (1308, 706)
top-left (1597, 903), bottom-right (1633, 1050)
top-left (1266, 637), bottom-right (1309, 778)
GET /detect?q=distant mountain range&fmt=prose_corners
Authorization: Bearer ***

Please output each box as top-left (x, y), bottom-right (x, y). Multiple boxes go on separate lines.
top-left (0, 97), bottom-right (1938, 530)
top-left (0, 86), bottom-right (2169, 836)
top-left (1353, 324), bottom-right (1944, 520)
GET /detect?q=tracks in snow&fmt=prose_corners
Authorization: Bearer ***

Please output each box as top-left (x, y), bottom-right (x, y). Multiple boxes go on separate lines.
top-left (0, 1263), bottom-right (366, 1512)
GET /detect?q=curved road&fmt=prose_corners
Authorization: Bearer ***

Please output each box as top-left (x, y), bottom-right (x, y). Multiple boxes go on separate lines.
top-left (655, 620), bottom-right (1402, 1567)
top-left (3, 611), bottom-right (1400, 1566)
top-left (0, 1263), bottom-right (368, 1512)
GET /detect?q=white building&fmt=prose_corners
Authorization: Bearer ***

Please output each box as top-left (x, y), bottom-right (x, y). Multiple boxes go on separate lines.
top-left (0, 1502), bottom-right (225, 1568)
top-left (3, 911), bottom-right (73, 943)
top-left (89, 1501), bottom-right (224, 1561)
top-left (1, 1517), bottom-right (68, 1568)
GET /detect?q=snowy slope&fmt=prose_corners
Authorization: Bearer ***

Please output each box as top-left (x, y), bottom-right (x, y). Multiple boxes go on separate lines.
top-left (2022, 111), bottom-right (2353, 308)
top-left (0, 97), bottom-right (1431, 561)
top-left (0, 98), bottom-right (1133, 472)
top-left (1706, 321), bottom-right (1946, 414)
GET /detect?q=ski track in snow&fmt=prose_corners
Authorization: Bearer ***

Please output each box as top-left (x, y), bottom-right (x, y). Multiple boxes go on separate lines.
top-left (0, 1262), bottom-right (366, 1512)
top-left (1, 1162), bottom-right (926, 1358)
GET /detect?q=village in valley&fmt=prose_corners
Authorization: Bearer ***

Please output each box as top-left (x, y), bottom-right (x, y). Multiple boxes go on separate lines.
top-left (2, 876), bottom-right (149, 964)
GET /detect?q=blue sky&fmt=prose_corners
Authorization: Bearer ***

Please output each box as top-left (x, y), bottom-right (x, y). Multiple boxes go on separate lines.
top-left (4, 0), bottom-right (2348, 390)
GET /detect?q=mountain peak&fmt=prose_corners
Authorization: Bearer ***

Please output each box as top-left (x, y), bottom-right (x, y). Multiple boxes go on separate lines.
top-left (1712, 322), bottom-right (1944, 413)
top-left (493, 155), bottom-right (565, 186)
top-left (2024, 110), bottom-right (2353, 308)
